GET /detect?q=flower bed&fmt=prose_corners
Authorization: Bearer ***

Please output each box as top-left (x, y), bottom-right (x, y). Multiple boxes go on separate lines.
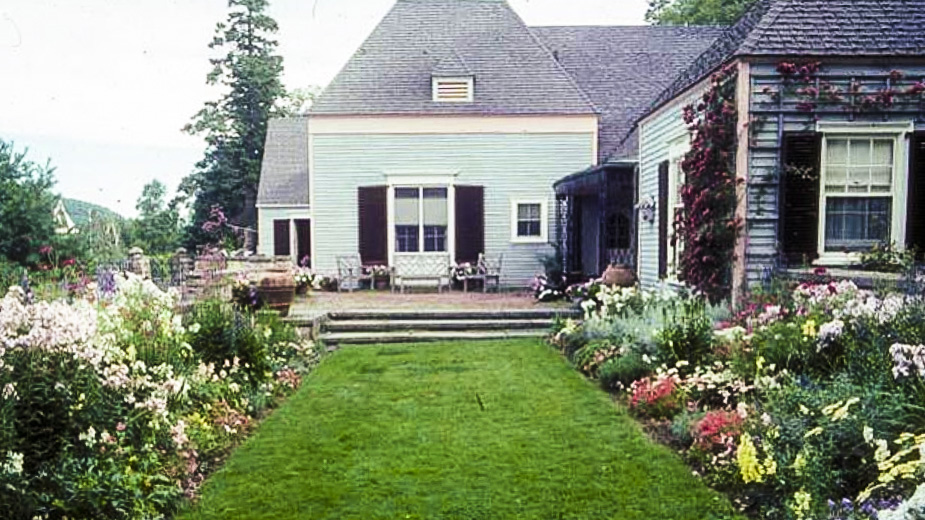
top-left (550, 279), bottom-right (925, 519)
top-left (0, 273), bottom-right (320, 519)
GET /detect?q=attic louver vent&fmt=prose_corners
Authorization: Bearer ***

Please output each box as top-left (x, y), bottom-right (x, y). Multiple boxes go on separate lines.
top-left (432, 76), bottom-right (473, 102)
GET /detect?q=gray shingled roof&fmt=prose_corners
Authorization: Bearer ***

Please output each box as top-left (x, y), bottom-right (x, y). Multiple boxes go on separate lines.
top-left (649, 0), bottom-right (925, 118)
top-left (532, 25), bottom-right (723, 162)
top-left (310, 0), bottom-right (594, 116)
top-left (257, 118), bottom-right (310, 206)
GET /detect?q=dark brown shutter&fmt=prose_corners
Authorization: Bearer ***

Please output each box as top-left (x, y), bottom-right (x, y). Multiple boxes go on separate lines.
top-left (273, 220), bottom-right (290, 256)
top-left (295, 219), bottom-right (311, 266)
top-left (455, 185), bottom-right (484, 264)
top-left (358, 186), bottom-right (388, 265)
top-left (780, 133), bottom-right (822, 265)
top-left (906, 133), bottom-right (925, 259)
top-left (658, 161), bottom-right (669, 279)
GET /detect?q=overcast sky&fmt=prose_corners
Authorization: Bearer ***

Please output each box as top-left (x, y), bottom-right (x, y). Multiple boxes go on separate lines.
top-left (0, 0), bottom-right (649, 217)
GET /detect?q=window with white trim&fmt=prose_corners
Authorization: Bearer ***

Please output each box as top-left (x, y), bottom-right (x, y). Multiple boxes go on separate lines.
top-left (511, 200), bottom-right (547, 243)
top-left (394, 187), bottom-right (448, 253)
top-left (667, 137), bottom-right (689, 277)
top-left (819, 133), bottom-right (905, 258)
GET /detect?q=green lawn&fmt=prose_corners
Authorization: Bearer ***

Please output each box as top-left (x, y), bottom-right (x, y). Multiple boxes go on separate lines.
top-left (182, 340), bottom-right (740, 520)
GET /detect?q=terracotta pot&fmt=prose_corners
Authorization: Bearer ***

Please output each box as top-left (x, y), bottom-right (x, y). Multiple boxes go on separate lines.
top-left (374, 278), bottom-right (389, 291)
top-left (258, 272), bottom-right (295, 317)
top-left (295, 284), bottom-right (309, 295)
top-left (602, 265), bottom-right (636, 287)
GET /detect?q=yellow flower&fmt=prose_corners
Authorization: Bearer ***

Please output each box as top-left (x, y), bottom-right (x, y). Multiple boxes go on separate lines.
top-left (737, 433), bottom-right (764, 483)
top-left (791, 489), bottom-right (812, 520)
top-left (799, 404), bottom-right (811, 415)
top-left (805, 427), bottom-right (824, 438)
top-left (802, 319), bottom-right (817, 338)
top-left (792, 452), bottom-right (807, 475)
top-left (763, 456), bottom-right (777, 476)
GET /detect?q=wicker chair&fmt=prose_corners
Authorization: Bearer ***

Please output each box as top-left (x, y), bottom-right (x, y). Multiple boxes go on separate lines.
top-left (336, 254), bottom-right (373, 292)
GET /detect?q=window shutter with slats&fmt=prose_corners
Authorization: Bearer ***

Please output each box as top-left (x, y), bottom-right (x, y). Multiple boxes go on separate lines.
top-left (780, 133), bottom-right (822, 265)
top-left (455, 185), bottom-right (484, 264)
top-left (658, 161), bottom-right (669, 279)
top-left (906, 133), bottom-right (925, 259)
top-left (358, 186), bottom-right (388, 265)
top-left (273, 220), bottom-right (290, 257)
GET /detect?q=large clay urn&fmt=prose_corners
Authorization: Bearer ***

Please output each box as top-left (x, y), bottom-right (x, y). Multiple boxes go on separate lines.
top-left (601, 264), bottom-right (636, 288)
top-left (258, 268), bottom-right (295, 317)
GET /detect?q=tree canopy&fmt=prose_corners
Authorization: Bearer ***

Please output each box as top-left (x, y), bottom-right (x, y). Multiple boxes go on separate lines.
top-left (183, 0), bottom-right (287, 247)
top-left (646, 0), bottom-right (757, 25)
top-left (126, 180), bottom-right (181, 255)
top-left (0, 140), bottom-right (59, 265)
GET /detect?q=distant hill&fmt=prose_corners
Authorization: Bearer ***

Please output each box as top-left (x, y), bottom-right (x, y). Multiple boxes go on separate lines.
top-left (61, 198), bottom-right (122, 226)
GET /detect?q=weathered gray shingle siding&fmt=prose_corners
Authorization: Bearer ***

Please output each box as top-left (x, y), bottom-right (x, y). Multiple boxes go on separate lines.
top-left (745, 60), bottom-right (925, 285)
top-left (311, 131), bottom-right (594, 285)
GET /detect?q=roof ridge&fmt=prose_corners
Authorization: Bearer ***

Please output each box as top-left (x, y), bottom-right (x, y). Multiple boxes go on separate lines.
top-left (737, 0), bottom-right (790, 55)
top-left (518, 15), bottom-right (599, 113)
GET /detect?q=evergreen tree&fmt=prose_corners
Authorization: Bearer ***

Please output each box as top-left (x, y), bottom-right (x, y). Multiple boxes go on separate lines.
top-left (646, 0), bottom-right (757, 25)
top-left (183, 0), bottom-right (286, 247)
top-left (0, 140), bottom-right (59, 265)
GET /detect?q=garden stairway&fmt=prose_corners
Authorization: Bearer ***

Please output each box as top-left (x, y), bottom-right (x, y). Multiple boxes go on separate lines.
top-left (286, 308), bottom-right (581, 346)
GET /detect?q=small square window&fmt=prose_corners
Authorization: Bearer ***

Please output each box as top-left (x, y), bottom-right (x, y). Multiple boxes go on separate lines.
top-left (511, 200), bottom-right (546, 243)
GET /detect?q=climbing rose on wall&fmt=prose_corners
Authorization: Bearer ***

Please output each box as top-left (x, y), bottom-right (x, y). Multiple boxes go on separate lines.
top-left (675, 63), bottom-right (741, 303)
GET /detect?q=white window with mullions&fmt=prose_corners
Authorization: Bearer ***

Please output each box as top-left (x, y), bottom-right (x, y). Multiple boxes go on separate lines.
top-left (394, 186), bottom-right (448, 253)
top-left (817, 126), bottom-right (909, 264)
top-left (511, 199), bottom-right (548, 243)
top-left (667, 137), bottom-right (689, 278)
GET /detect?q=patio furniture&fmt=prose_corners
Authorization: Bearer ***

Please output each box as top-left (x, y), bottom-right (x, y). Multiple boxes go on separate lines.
top-left (336, 254), bottom-right (373, 292)
top-left (391, 254), bottom-right (452, 293)
top-left (462, 253), bottom-right (503, 293)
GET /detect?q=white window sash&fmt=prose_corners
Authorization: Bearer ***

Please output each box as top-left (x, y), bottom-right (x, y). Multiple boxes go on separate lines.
top-left (816, 131), bottom-right (909, 265)
top-left (510, 199), bottom-right (548, 244)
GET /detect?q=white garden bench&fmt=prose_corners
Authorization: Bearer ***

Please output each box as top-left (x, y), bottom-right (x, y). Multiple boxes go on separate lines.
top-left (391, 254), bottom-right (452, 293)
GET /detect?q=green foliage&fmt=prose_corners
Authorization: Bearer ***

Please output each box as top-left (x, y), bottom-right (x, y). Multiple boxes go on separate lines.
top-left (182, 0), bottom-right (288, 244)
top-left (125, 179), bottom-right (182, 255)
top-left (656, 297), bottom-right (716, 370)
top-left (646, 0), bottom-right (757, 25)
top-left (0, 139), bottom-right (59, 265)
top-left (858, 242), bottom-right (916, 273)
top-left (185, 300), bottom-right (271, 386)
top-left (599, 351), bottom-right (650, 390)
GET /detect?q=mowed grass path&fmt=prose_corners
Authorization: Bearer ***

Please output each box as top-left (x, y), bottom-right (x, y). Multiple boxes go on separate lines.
top-left (182, 340), bottom-right (740, 520)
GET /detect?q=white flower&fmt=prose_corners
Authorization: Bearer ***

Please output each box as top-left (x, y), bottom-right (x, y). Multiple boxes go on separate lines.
top-left (817, 319), bottom-right (845, 348)
top-left (2, 451), bottom-right (23, 475)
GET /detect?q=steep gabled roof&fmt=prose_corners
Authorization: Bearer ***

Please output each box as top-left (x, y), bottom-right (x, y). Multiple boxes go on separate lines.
top-left (533, 25), bottom-right (723, 161)
top-left (310, 0), bottom-right (595, 116)
top-left (257, 118), bottom-right (309, 207)
top-left (648, 0), bottom-right (925, 118)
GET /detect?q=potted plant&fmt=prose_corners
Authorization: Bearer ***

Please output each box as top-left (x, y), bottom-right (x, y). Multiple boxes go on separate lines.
top-left (368, 265), bottom-right (391, 290)
top-left (257, 266), bottom-right (295, 317)
top-left (293, 267), bottom-right (314, 295)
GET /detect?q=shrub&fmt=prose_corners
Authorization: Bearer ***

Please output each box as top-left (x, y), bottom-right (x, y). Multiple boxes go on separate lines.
top-left (655, 297), bottom-right (715, 370)
top-left (598, 352), bottom-right (649, 390)
top-left (185, 300), bottom-right (271, 387)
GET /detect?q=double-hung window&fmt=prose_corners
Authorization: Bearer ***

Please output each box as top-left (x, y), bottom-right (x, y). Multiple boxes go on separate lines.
top-left (394, 187), bottom-right (448, 253)
top-left (511, 199), bottom-right (547, 243)
top-left (667, 137), bottom-right (689, 277)
top-left (819, 131), bottom-right (906, 261)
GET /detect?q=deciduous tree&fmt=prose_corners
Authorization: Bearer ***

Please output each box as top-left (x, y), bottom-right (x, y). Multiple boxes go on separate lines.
top-left (0, 140), bottom-right (58, 265)
top-left (646, 0), bottom-right (757, 26)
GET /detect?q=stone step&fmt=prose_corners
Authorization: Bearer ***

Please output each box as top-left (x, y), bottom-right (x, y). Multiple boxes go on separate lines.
top-left (325, 318), bottom-right (553, 333)
top-left (315, 308), bottom-right (578, 322)
top-left (321, 329), bottom-right (549, 345)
